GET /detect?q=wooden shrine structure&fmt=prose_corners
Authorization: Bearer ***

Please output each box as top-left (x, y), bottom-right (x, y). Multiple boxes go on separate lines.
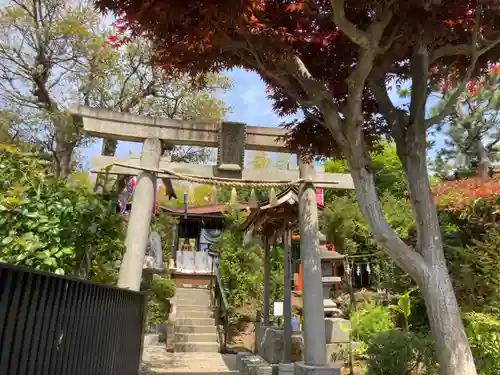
top-left (243, 186), bottom-right (307, 363)
top-left (243, 187), bottom-right (346, 363)
top-left (73, 105), bottom-right (354, 371)
top-left (159, 203), bottom-right (247, 287)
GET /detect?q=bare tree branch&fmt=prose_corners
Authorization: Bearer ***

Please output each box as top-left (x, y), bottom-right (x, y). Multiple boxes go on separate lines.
top-left (330, 0), bottom-right (372, 48)
top-left (367, 77), bottom-right (408, 128)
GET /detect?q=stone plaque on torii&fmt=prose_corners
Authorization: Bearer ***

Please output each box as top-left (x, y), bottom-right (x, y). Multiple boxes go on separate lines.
top-left (72, 105), bottom-right (354, 364)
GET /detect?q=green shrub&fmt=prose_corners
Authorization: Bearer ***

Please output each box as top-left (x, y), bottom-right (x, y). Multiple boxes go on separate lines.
top-left (0, 144), bottom-right (125, 278)
top-left (350, 304), bottom-right (395, 342)
top-left (147, 299), bottom-right (169, 330)
top-left (366, 330), bottom-right (438, 375)
top-left (151, 278), bottom-right (176, 300)
top-left (444, 228), bottom-right (500, 309)
top-left (464, 312), bottom-right (500, 375)
top-left (145, 278), bottom-right (175, 330)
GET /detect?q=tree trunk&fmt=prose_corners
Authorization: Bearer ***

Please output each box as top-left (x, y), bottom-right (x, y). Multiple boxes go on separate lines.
top-left (51, 113), bottom-right (78, 180)
top-left (94, 139), bottom-right (119, 193)
top-left (476, 141), bottom-right (490, 179)
top-left (420, 266), bottom-right (477, 375)
top-left (400, 132), bottom-right (477, 375)
top-left (341, 126), bottom-right (477, 375)
top-left (54, 135), bottom-right (73, 180)
top-left (102, 138), bottom-right (118, 156)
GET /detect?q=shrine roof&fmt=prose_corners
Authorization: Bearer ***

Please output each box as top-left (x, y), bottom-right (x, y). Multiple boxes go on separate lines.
top-left (319, 245), bottom-right (345, 260)
top-left (242, 186), bottom-right (324, 236)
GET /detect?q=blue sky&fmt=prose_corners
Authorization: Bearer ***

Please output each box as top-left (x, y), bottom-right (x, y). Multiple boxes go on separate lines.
top-left (82, 68), bottom-right (443, 168)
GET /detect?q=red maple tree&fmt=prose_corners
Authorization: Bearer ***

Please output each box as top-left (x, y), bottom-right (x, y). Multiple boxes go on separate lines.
top-left (93, 1), bottom-right (500, 373)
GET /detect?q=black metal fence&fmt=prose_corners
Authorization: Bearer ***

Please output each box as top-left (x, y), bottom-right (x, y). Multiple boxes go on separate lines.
top-left (0, 262), bottom-right (147, 375)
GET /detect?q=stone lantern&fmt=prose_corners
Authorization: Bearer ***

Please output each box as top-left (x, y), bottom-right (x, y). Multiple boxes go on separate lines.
top-left (319, 243), bottom-right (344, 317)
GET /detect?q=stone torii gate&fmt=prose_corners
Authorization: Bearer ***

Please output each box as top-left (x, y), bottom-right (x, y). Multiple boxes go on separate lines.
top-left (73, 105), bottom-right (353, 373)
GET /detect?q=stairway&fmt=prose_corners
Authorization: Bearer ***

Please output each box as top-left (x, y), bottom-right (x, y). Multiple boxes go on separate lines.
top-left (174, 287), bottom-right (219, 352)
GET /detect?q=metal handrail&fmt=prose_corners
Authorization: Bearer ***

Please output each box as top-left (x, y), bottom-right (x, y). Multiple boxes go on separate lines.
top-left (215, 266), bottom-right (229, 311)
top-left (214, 265), bottom-right (230, 352)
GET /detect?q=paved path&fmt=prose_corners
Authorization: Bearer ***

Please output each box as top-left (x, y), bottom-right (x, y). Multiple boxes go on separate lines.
top-left (139, 346), bottom-right (239, 374)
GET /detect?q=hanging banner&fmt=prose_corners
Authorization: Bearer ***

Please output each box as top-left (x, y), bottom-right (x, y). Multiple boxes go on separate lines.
top-left (118, 176), bottom-right (162, 218)
top-left (316, 187), bottom-right (324, 206)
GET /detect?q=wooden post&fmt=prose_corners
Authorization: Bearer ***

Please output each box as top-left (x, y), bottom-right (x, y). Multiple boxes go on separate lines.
top-left (118, 137), bottom-right (162, 291)
top-left (263, 236), bottom-right (271, 326)
top-left (283, 227), bottom-right (293, 364)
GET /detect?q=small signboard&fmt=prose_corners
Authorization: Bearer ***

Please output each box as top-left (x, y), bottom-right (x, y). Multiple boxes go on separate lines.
top-left (273, 301), bottom-right (283, 317)
top-left (321, 276), bottom-right (342, 283)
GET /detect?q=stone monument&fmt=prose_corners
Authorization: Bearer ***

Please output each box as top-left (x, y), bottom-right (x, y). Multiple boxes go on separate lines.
top-left (143, 231), bottom-right (165, 273)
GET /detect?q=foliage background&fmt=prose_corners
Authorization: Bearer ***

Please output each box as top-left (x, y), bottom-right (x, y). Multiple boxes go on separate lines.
top-left (0, 144), bottom-right (125, 281)
top-left (214, 209), bottom-right (283, 322)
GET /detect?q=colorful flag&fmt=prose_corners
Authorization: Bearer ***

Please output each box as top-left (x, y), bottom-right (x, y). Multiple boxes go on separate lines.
top-left (316, 187), bottom-right (324, 206)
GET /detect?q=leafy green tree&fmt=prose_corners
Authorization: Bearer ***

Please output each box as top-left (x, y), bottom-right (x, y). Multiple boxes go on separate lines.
top-left (85, 32), bottom-right (231, 160)
top-left (429, 69), bottom-right (500, 179)
top-left (0, 0), bottom-right (230, 180)
top-left (215, 210), bottom-right (264, 318)
top-left (324, 144), bottom-right (407, 199)
top-left (0, 144), bottom-right (125, 280)
top-left (321, 144), bottom-right (415, 292)
top-left (0, 0), bottom-right (107, 179)
top-left (0, 109), bottom-right (20, 143)
top-left (214, 209), bottom-right (283, 320)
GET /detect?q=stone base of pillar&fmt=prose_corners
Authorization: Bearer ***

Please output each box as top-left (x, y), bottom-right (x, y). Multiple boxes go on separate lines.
top-left (165, 323), bottom-right (176, 352)
top-left (279, 363), bottom-right (294, 375)
top-left (236, 353), bottom-right (273, 375)
top-left (294, 362), bottom-right (340, 375)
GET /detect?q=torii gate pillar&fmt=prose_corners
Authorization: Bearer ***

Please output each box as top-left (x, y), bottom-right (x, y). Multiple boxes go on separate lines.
top-left (118, 137), bottom-right (162, 291)
top-left (297, 160), bottom-right (328, 366)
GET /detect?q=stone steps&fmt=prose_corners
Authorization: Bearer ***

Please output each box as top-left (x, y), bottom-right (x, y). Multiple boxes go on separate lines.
top-left (176, 317), bottom-right (215, 326)
top-left (175, 288), bottom-right (211, 299)
top-left (177, 310), bottom-right (213, 319)
top-left (175, 342), bottom-right (220, 352)
top-left (175, 325), bottom-right (217, 334)
top-left (176, 304), bottom-right (212, 312)
top-left (175, 298), bottom-right (210, 307)
top-left (173, 287), bottom-right (219, 353)
top-left (175, 332), bottom-right (218, 343)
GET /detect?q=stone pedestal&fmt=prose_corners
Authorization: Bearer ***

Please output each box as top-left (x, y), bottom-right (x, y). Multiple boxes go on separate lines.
top-left (279, 363), bottom-right (294, 375)
top-left (165, 323), bottom-right (176, 352)
top-left (143, 333), bottom-right (160, 346)
top-left (294, 362), bottom-right (340, 375)
top-left (257, 327), bottom-right (304, 364)
top-left (322, 283), bottom-right (336, 314)
top-left (324, 318), bottom-right (350, 344)
top-left (237, 353), bottom-right (273, 375)
top-left (327, 342), bottom-right (361, 363)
